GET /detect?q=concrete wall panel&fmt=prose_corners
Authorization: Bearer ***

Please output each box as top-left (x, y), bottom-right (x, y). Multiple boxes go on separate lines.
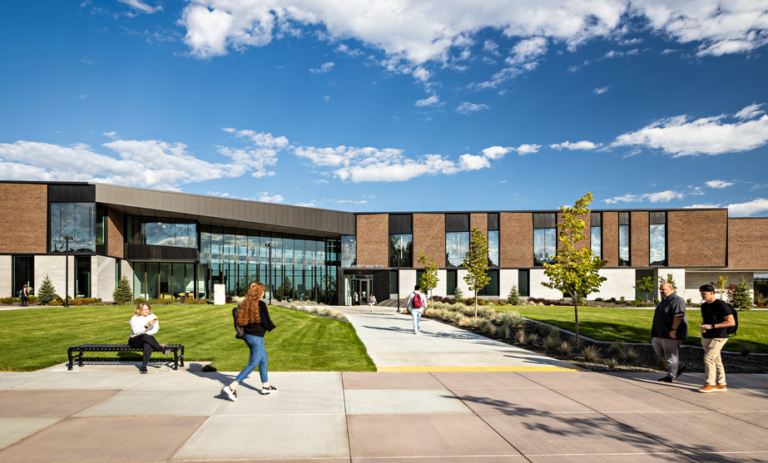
top-left (529, 269), bottom-right (563, 299)
top-left (35, 255), bottom-right (74, 300)
top-left (93, 255), bottom-right (116, 302)
top-left (0, 256), bottom-right (11, 297)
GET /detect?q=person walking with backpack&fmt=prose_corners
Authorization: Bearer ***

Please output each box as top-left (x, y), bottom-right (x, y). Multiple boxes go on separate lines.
top-left (698, 284), bottom-right (736, 393)
top-left (222, 282), bottom-right (277, 401)
top-left (406, 285), bottom-right (427, 334)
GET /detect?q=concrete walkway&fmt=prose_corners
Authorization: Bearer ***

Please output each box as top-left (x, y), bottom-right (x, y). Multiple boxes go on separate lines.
top-left (341, 305), bottom-right (576, 372)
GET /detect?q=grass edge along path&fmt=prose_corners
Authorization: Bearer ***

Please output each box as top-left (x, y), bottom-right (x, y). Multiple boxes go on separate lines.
top-left (0, 304), bottom-right (376, 372)
top-left (503, 306), bottom-right (768, 354)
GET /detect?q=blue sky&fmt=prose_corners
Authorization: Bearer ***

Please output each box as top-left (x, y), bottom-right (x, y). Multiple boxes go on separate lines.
top-left (1, 0), bottom-right (767, 215)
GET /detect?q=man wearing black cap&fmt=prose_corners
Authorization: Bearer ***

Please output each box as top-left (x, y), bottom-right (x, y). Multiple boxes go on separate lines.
top-left (651, 282), bottom-right (688, 382)
top-left (698, 284), bottom-right (736, 393)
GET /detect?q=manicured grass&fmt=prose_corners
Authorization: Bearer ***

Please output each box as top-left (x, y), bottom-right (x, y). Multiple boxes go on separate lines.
top-left (0, 304), bottom-right (376, 372)
top-left (497, 305), bottom-right (768, 353)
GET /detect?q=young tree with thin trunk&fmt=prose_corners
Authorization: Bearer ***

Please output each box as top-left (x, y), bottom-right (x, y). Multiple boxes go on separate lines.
top-left (542, 193), bottom-right (607, 348)
top-left (417, 252), bottom-right (439, 311)
top-left (463, 227), bottom-right (490, 318)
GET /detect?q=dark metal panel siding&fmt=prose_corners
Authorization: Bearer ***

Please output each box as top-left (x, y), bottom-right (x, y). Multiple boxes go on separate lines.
top-left (445, 213), bottom-right (470, 232)
top-left (650, 211), bottom-right (666, 224)
top-left (389, 214), bottom-right (413, 234)
top-left (488, 213), bottom-right (500, 231)
top-left (124, 243), bottom-right (199, 262)
top-left (619, 212), bottom-right (630, 226)
top-left (533, 213), bottom-right (556, 229)
top-left (48, 184), bottom-right (96, 202)
top-left (591, 212), bottom-right (602, 227)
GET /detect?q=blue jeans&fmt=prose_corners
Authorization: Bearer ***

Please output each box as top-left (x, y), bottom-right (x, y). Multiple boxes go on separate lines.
top-left (411, 308), bottom-right (422, 333)
top-left (235, 335), bottom-right (268, 384)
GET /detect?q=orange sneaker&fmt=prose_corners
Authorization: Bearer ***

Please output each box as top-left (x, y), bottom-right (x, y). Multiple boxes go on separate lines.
top-left (715, 384), bottom-right (727, 391)
top-left (699, 384), bottom-right (717, 393)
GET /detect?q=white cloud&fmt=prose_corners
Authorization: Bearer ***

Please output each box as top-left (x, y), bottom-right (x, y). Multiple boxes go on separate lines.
top-left (458, 154), bottom-right (491, 171)
top-left (118, 0), bottom-right (162, 14)
top-left (605, 190), bottom-right (685, 204)
top-left (314, 179), bottom-right (329, 184)
top-left (258, 193), bottom-right (284, 203)
top-left (475, 37), bottom-right (547, 89)
top-left (483, 39), bottom-right (499, 55)
top-left (224, 127), bottom-right (289, 149)
top-left (594, 86), bottom-right (610, 95)
top-left (336, 44), bottom-right (364, 57)
top-left (456, 102), bottom-right (490, 115)
top-left (295, 201), bottom-right (319, 207)
top-left (515, 143), bottom-right (541, 155)
top-left (103, 131), bottom-right (117, 139)
top-left (550, 140), bottom-right (600, 150)
top-left (735, 103), bottom-right (765, 120)
top-left (684, 203), bottom-right (721, 209)
top-left (336, 199), bottom-right (367, 204)
top-left (726, 198), bottom-right (768, 217)
top-left (481, 146), bottom-right (509, 160)
top-left (706, 180), bottom-right (734, 189)
top-left (178, 1), bottom-right (768, 66)
top-left (324, 95), bottom-right (330, 102)
top-left (310, 62), bottom-right (335, 73)
top-left (414, 95), bottom-right (440, 107)
top-left (610, 104), bottom-right (768, 156)
top-left (80, 95), bottom-right (87, 99)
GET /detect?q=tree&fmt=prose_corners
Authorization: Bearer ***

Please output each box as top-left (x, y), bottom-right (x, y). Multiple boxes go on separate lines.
top-left (37, 275), bottom-right (57, 305)
top-left (542, 193), bottom-right (607, 348)
top-left (453, 286), bottom-right (464, 303)
top-left (113, 276), bottom-right (133, 304)
top-left (715, 275), bottom-right (728, 300)
top-left (507, 285), bottom-right (520, 305)
top-left (732, 276), bottom-right (753, 311)
top-left (658, 273), bottom-right (677, 291)
top-left (463, 227), bottom-right (491, 317)
top-left (417, 252), bottom-right (439, 311)
top-left (634, 276), bottom-right (657, 302)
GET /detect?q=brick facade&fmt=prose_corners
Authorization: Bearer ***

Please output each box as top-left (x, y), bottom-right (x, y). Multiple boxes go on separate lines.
top-left (470, 213), bottom-right (487, 238)
top-left (668, 210), bottom-right (727, 267)
top-left (602, 212), bottom-right (619, 267)
top-left (728, 218), bottom-right (768, 270)
top-left (0, 183), bottom-right (48, 254)
top-left (413, 214), bottom-right (445, 268)
top-left (631, 211), bottom-right (649, 267)
top-left (500, 212), bottom-right (533, 267)
top-left (108, 208), bottom-right (124, 259)
top-left (556, 212), bottom-right (590, 250)
top-left (356, 214), bottom-right (389, 267)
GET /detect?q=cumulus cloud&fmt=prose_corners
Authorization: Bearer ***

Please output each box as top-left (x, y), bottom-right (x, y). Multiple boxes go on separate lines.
top-left (258, 193), bottom-right (284, 203)
top-left (706, 180), bottom-right (734, 189)
top-left (726, 198), bottom-right (768, 217)
top-left (119, 0), bottom-right (162, 14)
top-left (550, 140), bottom-right (600, 150)
top-left (458, 154), bottom-right (491, 171)
top-left (594, 86), bottom-right (610, 95)
top-left (475, 37), bottom-right (548, 89)
top-left (605, 190), bottom-right (686, 204)
top-left (481, 146), bottom-right (510, 160)
top-left (684, 203), bottom-right (721, 209)
top-left (310, 62), bottom-right (335, 73)
top-left (610, 104), bottom-right (768, 156)
top-left (456, 102), bottom-right (490, 114)
top-left (515, 143), bottom-right (541, 155)
top-left (414, 95), bottom-right (441, 107)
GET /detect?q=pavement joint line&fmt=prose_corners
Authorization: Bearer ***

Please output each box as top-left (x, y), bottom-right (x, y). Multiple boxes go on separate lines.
top-left (377, 366), bottom-right (579, 372)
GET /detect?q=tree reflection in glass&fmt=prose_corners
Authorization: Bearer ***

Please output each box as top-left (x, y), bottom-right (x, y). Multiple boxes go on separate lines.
top-left (650, 224), bottom-right (666, 265)
top-left (533, 228), bottom-right (556, 266)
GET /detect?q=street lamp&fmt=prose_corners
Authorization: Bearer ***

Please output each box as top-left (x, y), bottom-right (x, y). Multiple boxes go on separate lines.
top-left (264, 241), bottom-right (279, 305)
top-left (396, 251), bottom-right (401, 313)
top-left (64, 236), bottom-right (74, 307)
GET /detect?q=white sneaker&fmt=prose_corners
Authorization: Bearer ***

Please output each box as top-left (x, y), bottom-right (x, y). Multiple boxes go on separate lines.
top-left (222, 385), bottom-right (237, 402)
top-left (261, 385), bottom-right (278, 395)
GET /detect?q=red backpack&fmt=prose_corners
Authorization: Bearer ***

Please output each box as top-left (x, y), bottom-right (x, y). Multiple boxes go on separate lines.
top-left (412, 293), bottom-right (423, 308)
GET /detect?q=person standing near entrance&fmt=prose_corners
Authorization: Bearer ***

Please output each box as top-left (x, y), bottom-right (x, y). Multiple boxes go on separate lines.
top-left (651, 282), bottom-right (688, 383)
top-left (368, 293), bottom-right (377, 312)
top-left (353, 292), bottom-right (359, 306)
top-left (20, 284), bottom-right (29, 306)
top-left (698, 284), bottom-right (736, 393)
top-left (406, 285), bottom-right (427, 334)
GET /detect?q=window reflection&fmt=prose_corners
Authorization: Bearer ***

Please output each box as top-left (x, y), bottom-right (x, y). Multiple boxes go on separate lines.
top-left (50, 203), bottom-right (96, 253)
top-left (446, 232), bottom-right (469, 267)
top-left (488, 230), bottom-right (500, 267)
top-left (127, 217), bottom-right (197, 248)
top-left (591, 227), bottom-right (602, 259)
top-left (534, 228), bottom-right (556, 266)
top-left (650, 224), bottom-right (666, 266)
top-left (341, 236), bottom-right (356, 267)
top-left (619, 225), bottom-right (630, 266)
top-left (389, 234), bottom-right (413, 267)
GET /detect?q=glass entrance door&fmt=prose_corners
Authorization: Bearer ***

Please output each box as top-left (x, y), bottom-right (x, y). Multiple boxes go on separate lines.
top-left (344, 274), bottom-right (373, 306)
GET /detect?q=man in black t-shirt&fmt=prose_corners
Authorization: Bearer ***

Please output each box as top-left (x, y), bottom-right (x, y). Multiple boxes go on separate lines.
top-left (651, 282), bottom-right (688, 382)
top-left (698, 284), bottom-right (736, 393)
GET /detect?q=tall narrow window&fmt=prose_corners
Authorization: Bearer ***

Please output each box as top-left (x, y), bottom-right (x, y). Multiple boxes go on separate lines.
top-left (389, 214), bottom-right (413, 267)
top-left (649, 211), bottom-right (667, 266)
top-left (445, 213), bottom-right (470, 267)
top-left (533, 213), bottom-right (557, 266)
top-left (13, 256), bottom-right (34, 297)
top-left (518, 269), bottom-right (530, 297)
top-left (590, 212), bottom-right (602, 259)
top-left (446, 269), bottom-right (457, 295)
top-left (488, 213), bottom-right (500, 267)
top-left (478, 270), bottom-right (499, 296)
top-left (619, 212), bottom-right (630, 267)
top-left (96, 205), bottom-right (107, 254)
top-left (341, 236), bottom-right (356, 267)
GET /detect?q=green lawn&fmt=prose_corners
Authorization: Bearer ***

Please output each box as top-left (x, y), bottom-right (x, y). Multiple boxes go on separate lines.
top-left (497, 306), bottom-right (768, 353)
top-left (0, 304), bottom-right (376, 372)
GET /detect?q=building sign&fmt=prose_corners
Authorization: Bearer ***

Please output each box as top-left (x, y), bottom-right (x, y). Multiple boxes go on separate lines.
top-left (345, 265), bottom-right (384, 269)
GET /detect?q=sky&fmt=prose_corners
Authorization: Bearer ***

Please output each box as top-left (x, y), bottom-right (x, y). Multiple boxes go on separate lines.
top-left (1, 0), bottom-right (767, 216)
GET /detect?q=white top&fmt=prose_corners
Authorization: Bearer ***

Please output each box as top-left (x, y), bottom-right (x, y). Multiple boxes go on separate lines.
top-left (406, 291), bottom-right (428, 310)
top-left (369, 295), bottom-right (377, 304)
top-left (129, 314), bottom-right (159, 336)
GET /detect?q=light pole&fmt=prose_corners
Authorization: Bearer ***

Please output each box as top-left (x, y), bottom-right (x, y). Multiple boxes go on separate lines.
top-left (264, 241), bottom-right (278, 305)
top-left (64, 236), bottom-right (74, 307)
top-left (396, 251), bottom-right (401, 313)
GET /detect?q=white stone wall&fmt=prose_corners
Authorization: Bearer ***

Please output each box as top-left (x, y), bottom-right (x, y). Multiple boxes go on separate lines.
top-left (92, 256), bottom-right (116, 302)
top-left (456, 269), bottom-right (472, 297)
top-left (685, 271), bottom-right (755, 303)
top-left (433, 269), bottom-right (447, 297)
top-left (528, 269), bottom-right (564, 299)
top-left (35, 255), bottom-right (74, 299)
top-left (398, 269), bottom-right (417, 296)
top-left (499, 269), bottom-right (518, 301)
top-left (654, 268), bottom-right (687, 302)
top-left (588, 269), bottom-right (636, 301)
top-left (0, 256), bottom-right (11, 297)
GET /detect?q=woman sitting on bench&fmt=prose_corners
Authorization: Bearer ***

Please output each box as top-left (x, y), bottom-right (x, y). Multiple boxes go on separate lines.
top-left (129, 302), bottom-right (170, 374)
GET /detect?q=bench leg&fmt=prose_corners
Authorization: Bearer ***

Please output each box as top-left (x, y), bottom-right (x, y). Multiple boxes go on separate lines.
top-left (78, 350), bottom-right (84, 367)
top-left (180, 347), bottom-right (185, 367)
top-left (67, 349), bottom-right (74, 371)
top-left (173, 349), bottom-right (178, 370)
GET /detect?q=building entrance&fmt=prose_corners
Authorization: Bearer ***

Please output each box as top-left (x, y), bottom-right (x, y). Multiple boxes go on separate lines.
top-left (345, 274), bottom-right (372, 306)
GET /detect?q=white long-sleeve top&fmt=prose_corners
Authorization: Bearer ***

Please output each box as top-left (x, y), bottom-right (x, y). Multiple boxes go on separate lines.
top-left (130, 314), bottom-right (159, 336)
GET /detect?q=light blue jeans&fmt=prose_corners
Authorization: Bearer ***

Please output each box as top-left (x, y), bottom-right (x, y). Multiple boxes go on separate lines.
top-left (411, 308), bottom-right (422, 333)
top-left (235, 335), bottom-right (269, 384)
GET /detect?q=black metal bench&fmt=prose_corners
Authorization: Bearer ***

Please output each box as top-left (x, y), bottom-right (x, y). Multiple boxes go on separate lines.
top-left (67, 344), bottom-right (185, 370)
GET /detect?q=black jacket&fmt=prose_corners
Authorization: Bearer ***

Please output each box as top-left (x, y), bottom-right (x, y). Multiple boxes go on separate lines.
top-left (243, 301), bottom-right (276, 337)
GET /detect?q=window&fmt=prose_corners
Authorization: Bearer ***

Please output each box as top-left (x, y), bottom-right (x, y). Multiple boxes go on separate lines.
top-left (518, 269), bottom-right (530, 297)
top-left (416, 269), bottom-right (425, 288)
top-left (341, 236), bottom-right (356, 267)
top-left (445, 213), bottom-right (470, 267)
top-left (75, 256), bottom-right (91, 298)
top-left (389, 270), bottom-right (398, 294)
top-left (649, 211), bottom-right (667, 266)
top-left (389, 234), bottom-right (413, 267)
top-left (446, 269), bottom-right (457, 295)
top-left (533, 213), bottom-right (557, 266)
top-left (50, 203), bottom-right (96, 253)
top-left (13, 256), bottom-right (34, 297)
top-left (478, 270), bottom-right (499, 296)
top-left (590, 212), bottom-right (602, 259)
top-left (96, 205), bottom-right (107, 254)
top-left (755, 274), bottom-right (768, 300)
top-left (488, 213), bottom-right (500, 267)
top-left (619, 212), bottom-right (630, 267)
top-left (126, 217), bottom-right (197, 249)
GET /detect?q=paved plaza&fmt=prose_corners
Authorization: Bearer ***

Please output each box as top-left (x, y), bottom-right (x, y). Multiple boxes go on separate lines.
top-left (2, 308), bottom-right (768, 462)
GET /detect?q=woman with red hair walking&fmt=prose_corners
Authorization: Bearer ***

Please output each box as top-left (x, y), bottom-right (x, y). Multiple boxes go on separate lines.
top-left (222, 282), bottom-right (277, 401)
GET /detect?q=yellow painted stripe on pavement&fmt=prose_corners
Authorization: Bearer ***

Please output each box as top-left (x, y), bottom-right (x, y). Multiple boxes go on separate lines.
top-left (377, 366), bottom-right (580, 372)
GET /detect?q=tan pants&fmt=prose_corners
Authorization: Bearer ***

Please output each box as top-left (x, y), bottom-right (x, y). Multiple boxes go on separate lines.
top-left (702, 337), bottom-right (727, 386)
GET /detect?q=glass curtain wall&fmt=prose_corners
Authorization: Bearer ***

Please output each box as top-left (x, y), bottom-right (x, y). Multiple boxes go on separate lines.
top-left (389, 234), bottom-right (413, 267)
top-left (649, 211), bottom-right (667, 266)
top-left (127, 217), bottom-right (197, 248)
top-left (590, 212), bottom-right (602, 259)
top-left (446, 232), bottom-right (469, 267)
top-left (341, 236), bottom-right (356, 267)
top-left (619, 212), bottom-right (630, 266)
top-left (533, 213), bottom-right (557, 266)
top-left (133, 262), bottom-right (196, 300)
top-left (50, 203), bottom-right (96, 253)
